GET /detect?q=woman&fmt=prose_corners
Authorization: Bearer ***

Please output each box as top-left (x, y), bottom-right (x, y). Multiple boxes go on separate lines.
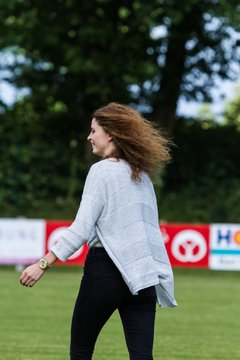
top-left (20, 102), bottom-right (177, 360)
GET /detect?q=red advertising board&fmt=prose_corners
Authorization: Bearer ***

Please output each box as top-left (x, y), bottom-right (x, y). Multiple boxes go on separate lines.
top-left (45, 221), bottom-right (210, 268)
top-left (160, 223), bottom-right (210, 268)
top-left (45, 221), bottom-right (88, 265)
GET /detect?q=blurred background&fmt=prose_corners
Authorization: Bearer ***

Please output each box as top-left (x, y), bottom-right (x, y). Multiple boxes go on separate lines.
top-left (1, 2), bottom-right (240, 360)
top-left (1, 0), bottom-right (240, 221)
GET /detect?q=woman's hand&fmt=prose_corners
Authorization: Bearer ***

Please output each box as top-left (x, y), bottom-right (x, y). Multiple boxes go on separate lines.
top-left (20, 263), bottom-right (46, 288)
top-left (19, 251), bottom-right (57, 288)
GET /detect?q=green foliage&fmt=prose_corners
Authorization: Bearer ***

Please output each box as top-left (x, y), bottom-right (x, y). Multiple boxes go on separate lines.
top-left (223, 82), bottom-right (240, 130)
top-left (157, 119), bottom-right (240, 223)
top-left (165, 119), bottom-right (240, 189)
top-left (158, 178), bottom-right (240, 223)
top-left (1, 109), bottom-right (240, 222)
top-left (1, 0), bottom-right (240, 131)
top-left (0, 101), bottom-right (88, 217)
top-left (1, 1), bottom-right (240, 220)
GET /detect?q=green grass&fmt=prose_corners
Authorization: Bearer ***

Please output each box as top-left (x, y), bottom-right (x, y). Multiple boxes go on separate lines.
top-left (0, 266), bottom-right (239, 360)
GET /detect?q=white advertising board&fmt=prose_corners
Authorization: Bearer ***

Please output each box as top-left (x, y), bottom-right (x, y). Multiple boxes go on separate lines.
top-left (0, 219), bottom-right (45, 264)
top-left (210, 224), bottom-right (240, 270)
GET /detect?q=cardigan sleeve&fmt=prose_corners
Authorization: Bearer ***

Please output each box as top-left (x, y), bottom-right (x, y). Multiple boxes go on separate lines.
top-left (50, 162), bottom-right (105, 261)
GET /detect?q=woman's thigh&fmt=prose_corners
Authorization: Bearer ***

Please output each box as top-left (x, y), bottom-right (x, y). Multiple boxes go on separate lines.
top-left (118, 287), bottom-right (156, 360)
top-left (70, 272), bottom-right (116, 359)
top-left (70, 249), bottom-right (130, 357)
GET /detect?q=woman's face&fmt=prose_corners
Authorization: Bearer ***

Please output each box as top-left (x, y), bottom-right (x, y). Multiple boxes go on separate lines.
top-left (87, 118), bottom-right (115, 158)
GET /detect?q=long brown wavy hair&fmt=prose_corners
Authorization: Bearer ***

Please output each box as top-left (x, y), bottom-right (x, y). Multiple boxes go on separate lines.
top-left (93, 102), bottom-right (172, 181)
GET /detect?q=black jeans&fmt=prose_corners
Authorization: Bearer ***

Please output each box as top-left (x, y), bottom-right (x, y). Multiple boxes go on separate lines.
top-left (70, 247), bottom-right (156, 360)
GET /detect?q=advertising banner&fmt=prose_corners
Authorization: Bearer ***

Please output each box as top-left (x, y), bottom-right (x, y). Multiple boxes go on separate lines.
top-left (45, 221), bottom-right (89, 266)
top-left (209, 224), bottom-right (240, 270)
top-left (46, 222), bottom-right (211, 268)
top-left (160, 223), bottom-right (210, 268)
top-left (0, 218), bottom-right (45, 264)
top-left (2, 218), bottom-right (240, 271)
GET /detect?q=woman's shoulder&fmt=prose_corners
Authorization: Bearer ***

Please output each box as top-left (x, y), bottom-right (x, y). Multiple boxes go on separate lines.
top-left (87, 158), bottom-right (131, 186)
top-left (89, 158), bottom-right (152, 188)
top-left (91, 158), bottom-right (129, 172)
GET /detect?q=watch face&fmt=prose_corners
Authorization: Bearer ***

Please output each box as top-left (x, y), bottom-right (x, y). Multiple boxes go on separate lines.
top-left (39, 259), bottom-right (48, 269)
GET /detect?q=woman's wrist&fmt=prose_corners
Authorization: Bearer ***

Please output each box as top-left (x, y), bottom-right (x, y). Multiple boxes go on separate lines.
top-left (43, 251), bottom-right (58, 267)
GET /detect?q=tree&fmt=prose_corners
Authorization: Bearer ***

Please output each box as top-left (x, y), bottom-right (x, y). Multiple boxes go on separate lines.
top-left (148, 0), bottom-right (240, 131)
top-left (1, 0), bottom-right (240, 133)
top-left (1, 0), bottom-right (240, 217)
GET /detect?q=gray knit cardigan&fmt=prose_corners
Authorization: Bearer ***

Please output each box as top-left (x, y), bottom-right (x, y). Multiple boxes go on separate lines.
top-left (51, 158), bottom-right (177, 307)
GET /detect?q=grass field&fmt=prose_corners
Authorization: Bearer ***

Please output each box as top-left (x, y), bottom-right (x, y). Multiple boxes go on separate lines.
top-left (0, 266), bottom-right (239, 360)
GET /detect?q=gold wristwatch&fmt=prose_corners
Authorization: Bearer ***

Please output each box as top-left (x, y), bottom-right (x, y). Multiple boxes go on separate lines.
top-left (39, 257), bottom-right (51, 270)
